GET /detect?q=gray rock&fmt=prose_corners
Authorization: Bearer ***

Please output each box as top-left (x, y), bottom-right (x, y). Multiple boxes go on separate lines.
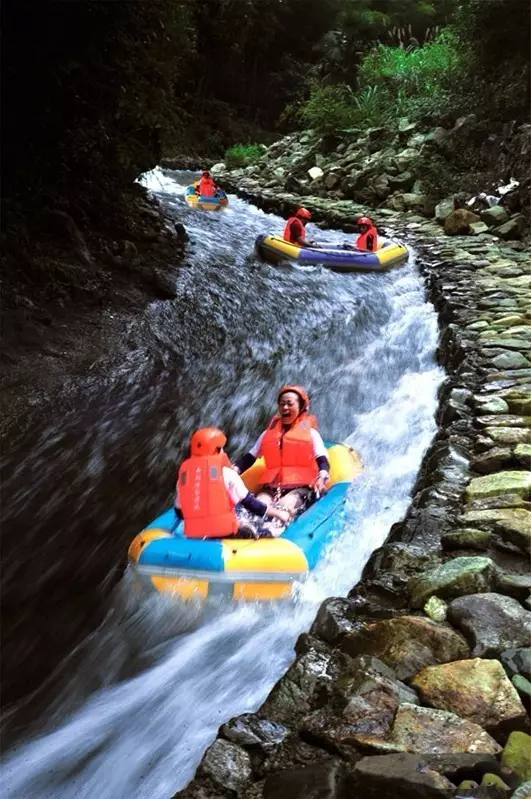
top-left (494, 572), bottom-right (531, 603)
top-left (500, 648), bottom-right (531, 680)
top-left (310, 597), bottom-right (356, 645)
top-left (353, 753), bottom-right (455, 798)
top-left (340, 616), bottom-right (469, 681)
top-left (435, 197), bottom-right (455, 224)
top-left (448, 593), bottom-right (531, 656)
top-left (409, 557), bottom-right (497, 607)
top-left (511, 781), bottom-right (531, 799)
top-left (490, 352), bottom-right (531, 370)
top-left (470, 222), bottom-right (490, 235)
top-left (470, 449), bottom-right (515, 475)
top-left (389, 171), bottom-right (414, 191)
top-left (263, 759), bottom-right (345, 799)
top-left (494, 216), bottom-right (527, 241)
top-left (221, 713), bottom-right (288, 751)
top-left (199, 739), bottom-right (252, 792)
top-left (441, 529), bottom-right (491, 551)
top-left (481, 206), bottom-right (509, 226)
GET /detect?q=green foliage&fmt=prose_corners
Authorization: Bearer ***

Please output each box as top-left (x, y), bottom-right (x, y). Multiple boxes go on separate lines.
top-left (224, 144), bottom-right (264, 169)
top-left (298, 82), bottom-right (358, 133)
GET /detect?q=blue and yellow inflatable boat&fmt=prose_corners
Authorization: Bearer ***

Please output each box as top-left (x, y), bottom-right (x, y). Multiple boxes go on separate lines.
top-left (128, 443), bottom-right (362, 601)
top-left (185, 184), bottom-right (229, 211)
top-left (255, 234), bottom-right (408, 272)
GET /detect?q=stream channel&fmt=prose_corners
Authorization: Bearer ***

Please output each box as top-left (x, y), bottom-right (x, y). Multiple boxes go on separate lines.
top-left (1, 170), bottom-right (443, 798)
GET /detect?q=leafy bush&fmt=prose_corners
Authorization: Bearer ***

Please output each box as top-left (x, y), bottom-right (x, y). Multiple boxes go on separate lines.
top-left (298, 82), bottom-right (359, 133)
top-left (224, 143), bottom-right (264, 169)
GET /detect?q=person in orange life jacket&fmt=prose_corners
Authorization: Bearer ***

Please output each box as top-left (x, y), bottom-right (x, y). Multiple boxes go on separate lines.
top-left (354, 216), bottom-right (378, 251)
top-left (196, 170), bottom-right (218, 198)
top-left (283, 207), bottom-right (315, 246)
top-left (233, 386), bottom-right (330, 532)
top-left (174, 427), bottom-right (290, 539)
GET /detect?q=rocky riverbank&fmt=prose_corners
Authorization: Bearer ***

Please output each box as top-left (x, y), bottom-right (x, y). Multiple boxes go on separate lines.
top-left (172, 135), bottom-right (530, 798)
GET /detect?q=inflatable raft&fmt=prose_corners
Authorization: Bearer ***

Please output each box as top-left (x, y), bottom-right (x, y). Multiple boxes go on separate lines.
top-left (128, 442), bottom-right (362, 602)
top-left (185, 184), bottom-right (229, 211)
top-left (255, 234), bottom-right (408, 272)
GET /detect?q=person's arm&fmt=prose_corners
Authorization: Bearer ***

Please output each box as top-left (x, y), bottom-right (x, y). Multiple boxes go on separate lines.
top-left (233, 433), bottom-right (264, 474)
top-left (310, 430), bottom-right (330, 494)
top-left (366, 232), bottom-right (376, 251)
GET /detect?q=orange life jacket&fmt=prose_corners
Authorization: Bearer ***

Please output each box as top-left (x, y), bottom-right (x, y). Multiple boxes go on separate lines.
top-left (260, 413), bottom-right (319, 488)
top-left (178, 453), bottom-right (239, 539)
top-left (283, 217), bottom-right (305, 245)
top-left (356, 227), bottom-right (379, 251)
top-left (199, 177), bottom-right (217, 197)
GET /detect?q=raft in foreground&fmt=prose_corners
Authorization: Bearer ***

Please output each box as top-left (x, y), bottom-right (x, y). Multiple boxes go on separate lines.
top-left (255, 234), bottom-right (408, 272)
top-left (128, 443), bottom-right (362, 601)
top-left (185, 184), bottom-right (229, 211)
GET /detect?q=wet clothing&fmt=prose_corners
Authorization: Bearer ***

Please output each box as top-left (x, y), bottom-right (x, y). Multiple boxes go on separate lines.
top-left (198, 177), bottom-right (217, 197)
top-left (283, 216), bottom-right (306, 245)
top-left (355, 227), bottom-right (379, 251)
top-left (176, 456), bottom-right (268, 538)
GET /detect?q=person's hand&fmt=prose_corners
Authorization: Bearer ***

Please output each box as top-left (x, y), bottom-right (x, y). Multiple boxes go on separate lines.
top-left (315, 474), bottom-right (329, 496)
top-left (273, 508), bottom-right (291, 525)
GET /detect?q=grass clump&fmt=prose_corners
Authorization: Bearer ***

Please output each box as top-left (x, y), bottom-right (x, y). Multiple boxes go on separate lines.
top-left (224, 143), bottom-right (264, 169)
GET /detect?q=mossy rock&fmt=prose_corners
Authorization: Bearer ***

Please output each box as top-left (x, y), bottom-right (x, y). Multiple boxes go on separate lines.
top-left (501, 731), bottom-right (531, 781)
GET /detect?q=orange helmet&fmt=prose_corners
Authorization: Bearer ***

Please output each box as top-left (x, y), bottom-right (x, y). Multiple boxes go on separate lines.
top-left (277, 385), bottom-right (310, 413)
top-left (296, 207), bottom-right (311, 220)
top-left (190, 427), bottom-right (226, 456)
top-left (358, 216), bottom-right (372, 226)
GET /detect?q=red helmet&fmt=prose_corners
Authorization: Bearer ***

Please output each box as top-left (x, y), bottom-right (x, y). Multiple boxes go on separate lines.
top-left (296, 207), bottom-right (311, 220)
top-left (190, 427), bottom-right (226, 456)
top-left (358, 216), bottom-right (372, 227)
top-left (277, 385), bottom-right (310, 413)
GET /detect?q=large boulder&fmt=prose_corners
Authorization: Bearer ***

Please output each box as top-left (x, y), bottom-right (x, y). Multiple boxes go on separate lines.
top-left (199, 739), bottom-right (252, 792)
top-left (355, 703), bottom-right (501, 756)
top-left (352, 754), bottom-right (454, 799)
top-left (340, 616), bottom-right (469, 681)
top-left (410, 658), bottom-right (528, 740)
top-left (263, 759), bottom-right (345, 799)
top-left (447, 593), bottom-right (531, 657)
top-left (408, 557), bottom-right (497, 608)
top-left (444, 209), bottom-right (481, 235)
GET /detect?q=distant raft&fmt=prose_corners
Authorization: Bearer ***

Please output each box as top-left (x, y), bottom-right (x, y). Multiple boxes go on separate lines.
top-left (185, 184), bottom-right (229, 211)
top-left (128, 442), bottom-right (362, 602)
top-left (255, 234), bottom-right (409, 272)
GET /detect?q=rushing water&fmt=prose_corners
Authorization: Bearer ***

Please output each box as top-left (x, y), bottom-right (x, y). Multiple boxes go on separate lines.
top-left (1, 170), bottom-right (443, 798)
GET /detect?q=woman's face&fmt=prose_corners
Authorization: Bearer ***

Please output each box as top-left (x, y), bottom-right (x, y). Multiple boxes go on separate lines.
top-left (278, 391), bottom-right (301, 425)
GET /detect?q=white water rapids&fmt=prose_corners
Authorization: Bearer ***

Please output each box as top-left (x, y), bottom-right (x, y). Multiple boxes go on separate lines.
top-left (1, 169), bottom-right (443, 798)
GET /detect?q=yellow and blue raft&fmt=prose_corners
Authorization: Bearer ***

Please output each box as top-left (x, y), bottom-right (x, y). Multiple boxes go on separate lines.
top-left (256, 234), bottom-right (408, 272)
top-left (185, 183), bottom-right (229, 211)
top-left (128, 442), bottom-right (362, 602)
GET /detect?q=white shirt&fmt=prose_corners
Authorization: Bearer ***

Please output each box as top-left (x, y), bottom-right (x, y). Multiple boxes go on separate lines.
top-left (249, 428), bottom-right (328, 460)
top-left (175, 466), bottom-right (248, 510)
